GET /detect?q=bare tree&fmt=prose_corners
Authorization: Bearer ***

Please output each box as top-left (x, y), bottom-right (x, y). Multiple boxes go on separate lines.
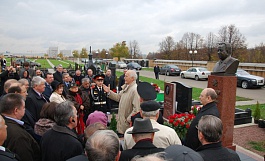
top-left (205, 32), bottom-right (218, 61)
top-left (129, 40), bottom-right (141, 59)
top-left (159, 36), bottom-right (175, 59)
top-left (218, 24), bottom-right (247, 56)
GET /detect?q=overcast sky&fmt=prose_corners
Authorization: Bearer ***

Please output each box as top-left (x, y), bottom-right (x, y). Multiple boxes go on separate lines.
top-left (1, 0), bottom-right (265, 55)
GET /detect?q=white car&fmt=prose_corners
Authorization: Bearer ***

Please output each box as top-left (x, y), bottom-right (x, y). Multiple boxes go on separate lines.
top-left (117, 61), bottom-right (127, 69)
top-left (180, 67), bottom-right (211, 81)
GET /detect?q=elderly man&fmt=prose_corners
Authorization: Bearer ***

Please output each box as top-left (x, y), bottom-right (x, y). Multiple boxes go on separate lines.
top-left (0, 94), bottom-right (41, 161)
top-left (18, 78), bottom-right (30, 90)
top-left (185, 88), bottom-right (220, 150)
top-left (43, 73), bottom-right (54, 98)
top-left (85, 130), bottom-right (120, 161)
top-left (53, 64), bottom-right (63, 83)
top-left (124, 100), bottom-right (181, 150)
top-left (103, 70), bottom-right (140, 135)
top-left (73, 70), bottom-right (84, 86)
top-left (25, 76), bottom-right (49, 122)
top-left (0, 115), bottom-right (20, 161)
top-left (80, 78), bottom-right (90, 95)
top-left (197, 115), bottom-right (240, 161)
top-left (41, 101), bottom-right (83, 161)
top-left (0, 79), bottom-right (18, 98)
top-left (120, 118), bottom-right (164, 161)
top-left (85, 69), bottom-right (95, 83)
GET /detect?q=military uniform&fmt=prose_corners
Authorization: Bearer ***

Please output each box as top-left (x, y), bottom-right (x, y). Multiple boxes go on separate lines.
top-left (90, 74), bottom-right (108, 113)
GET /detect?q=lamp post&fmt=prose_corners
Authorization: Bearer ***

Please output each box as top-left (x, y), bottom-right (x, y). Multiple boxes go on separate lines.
top-left (106, 52), bottom-right (108, 59)
top-left (189, 50), bottom-right (197, 67)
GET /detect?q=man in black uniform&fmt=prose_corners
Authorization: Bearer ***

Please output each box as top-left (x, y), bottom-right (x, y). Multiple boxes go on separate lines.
top-left (90, 74), bottom-right (107, 113)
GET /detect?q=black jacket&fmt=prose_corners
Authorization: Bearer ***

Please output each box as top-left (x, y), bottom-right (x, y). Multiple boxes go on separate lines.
top-left (0, 149), bottom-right (20, 161)
top-left (0, 70), bottom-right (20, 96)
top-left (104, 75), bottom-right (116, 90)
top-left (41, 125), bottom-right (84, 161)
top-left (25, 88), bottom-right (49, 122)
top-left (53, 71), bottom-right (63, 83)
top-left (154, 66), bottom-right (160, 73)
top-left (197, 142), bottom-right (241, 161)
top-left (119, 140), bottom-right (164, 161)
top-left (3, 116), bottom-right (41, 161)
top-left (118, 74), bottom-right (125, 91)
top-left (185, 102), bottom-right (220, 150)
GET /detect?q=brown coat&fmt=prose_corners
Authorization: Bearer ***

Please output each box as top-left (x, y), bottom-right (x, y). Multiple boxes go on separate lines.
top-left (108, 81), bottom-right (140, 134)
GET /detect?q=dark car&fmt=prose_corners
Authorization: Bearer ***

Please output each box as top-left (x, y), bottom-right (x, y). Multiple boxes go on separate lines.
top-left (127, 62), bottom-right (142, 70)
top-left (236, 69), bottom-right (265, 89)
top-left (15, 58), bottom-right (41, 67)
top-left (159, 64), bottom-right (181, 76)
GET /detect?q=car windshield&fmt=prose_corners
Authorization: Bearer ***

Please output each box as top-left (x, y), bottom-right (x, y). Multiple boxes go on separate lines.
top-left (168, 65), bottom-right (178, 68)
top-left (198, 68), bottom-right (208, 72)
top-left (237, 70), bottom-right (250, 75)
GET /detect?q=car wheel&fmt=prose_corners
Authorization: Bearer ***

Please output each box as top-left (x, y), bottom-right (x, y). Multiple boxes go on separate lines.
top-left (166, 71), bottom-right (170, 76)
top-left (241, 81), bottom-right (249, 89)
top-left (181, 74), bottom-right (185, 78)
top-left (195, 75), bottom-right (199, 81)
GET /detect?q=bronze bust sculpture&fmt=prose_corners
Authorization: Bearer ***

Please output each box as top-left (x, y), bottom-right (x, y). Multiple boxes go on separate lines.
top-left (212, 42), bottom-right (239, 76)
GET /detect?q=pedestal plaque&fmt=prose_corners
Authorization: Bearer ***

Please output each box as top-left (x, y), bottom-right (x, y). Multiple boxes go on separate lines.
top-left (163, 82), bottom-right (176, 119)
top-left (207, 75), bottom-right (237, 150)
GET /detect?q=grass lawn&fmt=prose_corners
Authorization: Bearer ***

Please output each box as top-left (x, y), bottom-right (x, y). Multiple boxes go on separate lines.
top-left (236, 103), bottom-right (265, 119)
top-left (142, 67), bottom-right (153, 72)
top-left (35, 59), bottom-right (52, 69)
top-left (116, 71), bottom-right (252, 102)
top-left (48, 59), bottom-right (72, 68)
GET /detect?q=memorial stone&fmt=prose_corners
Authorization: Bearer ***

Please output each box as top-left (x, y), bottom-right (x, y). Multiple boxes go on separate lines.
top-left (163, 82), bottom-right (176, 119)
top-left (172, 81), bottom-right (192, 113)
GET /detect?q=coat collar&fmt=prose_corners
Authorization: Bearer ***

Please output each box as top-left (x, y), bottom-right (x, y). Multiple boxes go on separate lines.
top-left (52, 124), bottom-right (78, 139)
top-left (132, 139), bottom-right (157, 150)
top-left (122, 81), bottom-right (136, 92)
top-left (196, 141), bottom-right (222, 151)
top-left (200, 102), bottom-right (217, 113)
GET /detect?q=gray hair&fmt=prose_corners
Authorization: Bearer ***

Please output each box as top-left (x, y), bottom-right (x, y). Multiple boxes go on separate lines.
top-left (82, 78), bottom-right (90, 84)
top-left (128, 70), bottom-right (138, 81)
top-left (85, 130), bottom-right (119, 161)
top-left (31, 76), bottom-right (46, 87)
top-left (198, 115), bottom-right (223, 142)
top-left (57, 64), bottom-right (63, 68)
top-left (62, 73), bottom-right (69, 79)
top-left (54, 101), bottom-right (75, 126)
top-left (141, 109), bottom-right (159, 118)
top-left (132, 152), bottom-right (166, 161)
top-left (18, 78), bottom-right (29, 86)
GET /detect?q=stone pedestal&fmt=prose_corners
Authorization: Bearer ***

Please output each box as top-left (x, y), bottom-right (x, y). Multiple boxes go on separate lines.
top-left (207, 75), bottom-right (237, 150)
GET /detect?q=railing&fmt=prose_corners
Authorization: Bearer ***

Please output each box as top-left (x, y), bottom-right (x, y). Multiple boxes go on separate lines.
top-left (150, 59), bottom-right (265, 78)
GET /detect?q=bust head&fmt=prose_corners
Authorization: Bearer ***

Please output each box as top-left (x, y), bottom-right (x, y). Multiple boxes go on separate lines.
top-left (217, 42), bottom-right (231, 61)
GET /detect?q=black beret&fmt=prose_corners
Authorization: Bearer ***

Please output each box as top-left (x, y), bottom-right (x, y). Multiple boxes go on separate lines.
top-left (137, 82), bottom-right (156, 100)
top-left (140, 100), bottom-right (161, 112)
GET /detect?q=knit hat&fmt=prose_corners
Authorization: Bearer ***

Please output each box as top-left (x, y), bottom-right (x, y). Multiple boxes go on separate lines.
top-left (86, 111), bottom-right (108, 127)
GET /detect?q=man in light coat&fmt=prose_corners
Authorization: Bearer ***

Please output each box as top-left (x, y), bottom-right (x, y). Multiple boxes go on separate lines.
top-left (103, 70), bottom-right (140, 135)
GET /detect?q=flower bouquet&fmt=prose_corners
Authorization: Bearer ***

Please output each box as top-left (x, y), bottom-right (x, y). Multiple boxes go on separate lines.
top-left (164, 113), bottom-right (195, 140)
top-left (191, 105), bottom-right (202, 116)
top-left (151, 83), bottom-right (160, 93)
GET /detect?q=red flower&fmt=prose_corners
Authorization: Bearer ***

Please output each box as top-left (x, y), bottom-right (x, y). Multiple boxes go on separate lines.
top-left (186, 124), bottom-right (190, 129)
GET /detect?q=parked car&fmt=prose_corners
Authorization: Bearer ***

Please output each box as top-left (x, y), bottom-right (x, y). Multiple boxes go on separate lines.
top-left (15, 58), bottom-right (41, 67)
top-left (127, 62), bottom-right (142, 70)
top-left (236, 69), bottom-right (265, 89)
top-left (159, 64), bottom-right (181, 76)
top-left (117, 61), bottom-right (127, 69)
top-left (180, 67), bottom-right (211, 81)
top-left (81, 58), bottom-right (89, 63)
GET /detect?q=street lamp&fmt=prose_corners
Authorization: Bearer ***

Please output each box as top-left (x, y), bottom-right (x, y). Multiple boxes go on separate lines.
top-left (106, 52), bottom-right (108, 59)
top-left (189, 50), bottom-right (197, 67)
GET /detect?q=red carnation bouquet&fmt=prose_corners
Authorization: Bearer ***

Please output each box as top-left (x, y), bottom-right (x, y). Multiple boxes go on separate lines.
top-left (164, 113), bottom-right (195, 140)
top-left (151, 83), bottom-right (160, 93)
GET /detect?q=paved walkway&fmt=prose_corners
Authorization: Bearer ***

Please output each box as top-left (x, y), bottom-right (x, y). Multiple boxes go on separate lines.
top-left (46, 59), bottom-right (55, 68)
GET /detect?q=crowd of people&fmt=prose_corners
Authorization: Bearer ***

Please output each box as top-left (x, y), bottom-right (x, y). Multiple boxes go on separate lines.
top-left (0, 62), bottom-right (241, 161)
